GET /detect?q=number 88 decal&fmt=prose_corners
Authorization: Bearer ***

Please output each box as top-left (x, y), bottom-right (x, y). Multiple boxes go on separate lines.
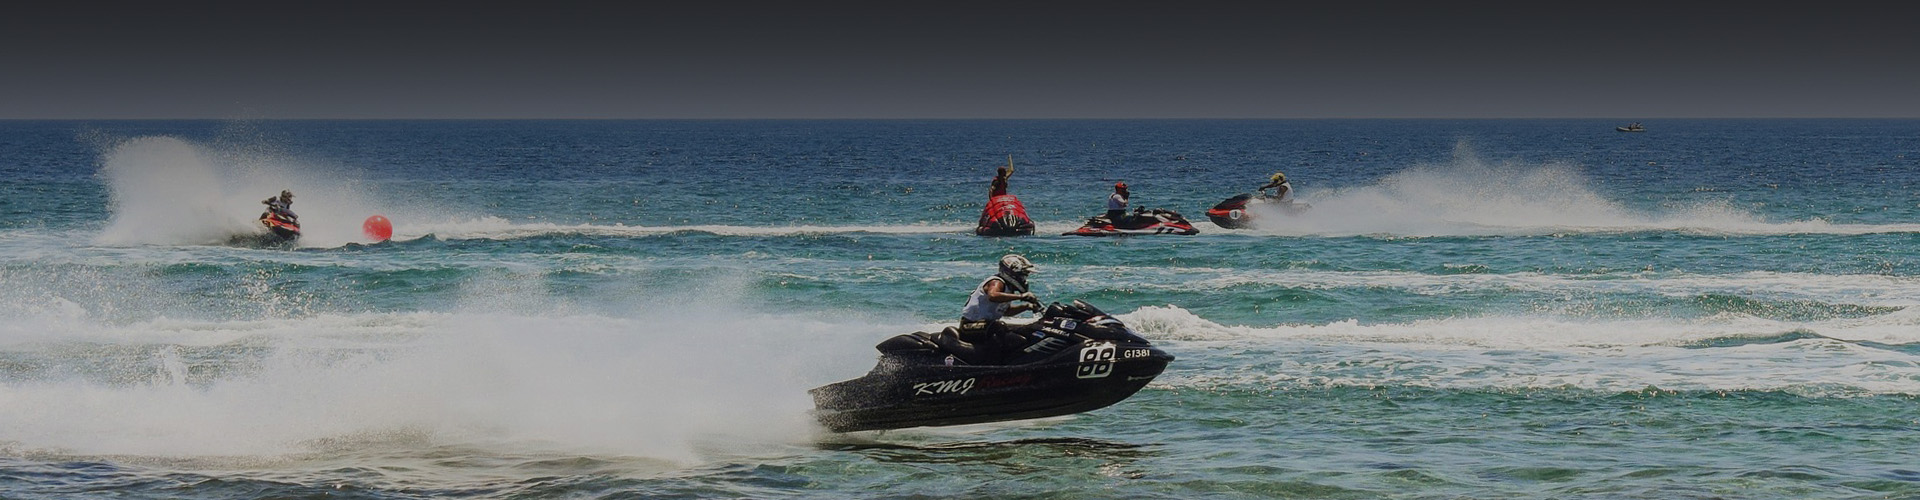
top-left (1077, 342), bottom-right (1117, 379)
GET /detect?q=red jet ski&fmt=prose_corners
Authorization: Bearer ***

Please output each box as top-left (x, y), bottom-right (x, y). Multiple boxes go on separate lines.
top-left (1206, 194), bottom-right (1311, 229)
top-left (1063, 207), bottom-right (1199, 236)
top-left (259, 207), bottom-right (302, 242)
top-left (976, 194), bottom-right (1036, 236)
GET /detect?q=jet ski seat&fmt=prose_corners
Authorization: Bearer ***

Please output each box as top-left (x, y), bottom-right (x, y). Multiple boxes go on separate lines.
top-left (925, 328), bottom-right (990, 363)
top-left (874, 332), bottom-right (941, 353)
top-left (873, 327), bottom-right (1022, 365)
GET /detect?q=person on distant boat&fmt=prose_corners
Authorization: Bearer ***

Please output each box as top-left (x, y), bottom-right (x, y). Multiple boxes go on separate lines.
top-left (958, 254), bottom-right (1043, 355)
top-left (989, 164), bottom-right (1013, 197)
top-left (1256, 172), bottom-right (1294, 202)
top-left (1107, 182), bottom-right (1130, 222)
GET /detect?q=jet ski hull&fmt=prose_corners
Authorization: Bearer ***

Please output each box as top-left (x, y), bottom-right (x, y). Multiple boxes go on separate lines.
top-left (1062, 208), bottom-right (1199, 236)
top-left (233, 210), bottom-right (301, 247)
top-left (811, 348), bottom-right (1169, 432)
top-left (266, 225), bottom-right (300, 239)
top-left (1206, 194), bottom-right (1310, 229)
top-left (976, 194), bottom-right (1035, 236)
top-left (811, 300), bottom-right (1174, 432)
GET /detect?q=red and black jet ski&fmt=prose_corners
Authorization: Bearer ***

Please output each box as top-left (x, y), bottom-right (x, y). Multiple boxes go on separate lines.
top-left (810, 299), bottom-right (1174, 433)
top-left (1062, 207), bottom-right (1199, 236)
top-left (259, 207), bottom-right (301, 242)
top-left (976, 194), bottom-right (1035, 236)
top-left (1206, 194), bottom-right (1311, 229)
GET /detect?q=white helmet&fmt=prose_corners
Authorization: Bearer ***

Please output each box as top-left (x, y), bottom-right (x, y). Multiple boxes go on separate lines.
top-left (998, 254), bottom-right (1036, 276)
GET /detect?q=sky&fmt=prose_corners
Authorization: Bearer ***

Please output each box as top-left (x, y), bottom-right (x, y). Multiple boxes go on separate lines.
top-left (4, 2), bottom-right (1917, 119)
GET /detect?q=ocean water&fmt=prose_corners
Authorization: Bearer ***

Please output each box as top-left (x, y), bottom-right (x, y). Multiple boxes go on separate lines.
top-left (1, 119), bottom-right (1918, 499)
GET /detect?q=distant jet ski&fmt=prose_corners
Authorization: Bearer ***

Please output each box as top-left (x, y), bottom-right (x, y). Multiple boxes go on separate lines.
top-left (261, 207), bottom-right (301, 240)
top-left (1206, 193), bottom-right (1311, 229)
top-left (810, 300), bottom-right (1174, 433)
top-left (976, 194), bottom-right (1035, 236)
top-left (1062, 207), bottom-right (1198, 236)
top-left (230, 206), bottom-right (301, 248)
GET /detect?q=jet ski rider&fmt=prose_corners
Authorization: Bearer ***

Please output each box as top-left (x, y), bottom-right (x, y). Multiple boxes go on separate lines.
top-left (1106, 182), bottom-right (1129, 223)
top-left (1256, 172), bottom-right (1294, 202)
top-left (262, 190), bottom-right (295, 217)
top-left (959, 254), bottom-right (1043, 353)
top-left (989, 163), bottom-right (1013, 197)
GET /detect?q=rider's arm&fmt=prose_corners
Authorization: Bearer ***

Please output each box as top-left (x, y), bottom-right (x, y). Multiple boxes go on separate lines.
top-left (983, 280), bottom-right (1040, 312)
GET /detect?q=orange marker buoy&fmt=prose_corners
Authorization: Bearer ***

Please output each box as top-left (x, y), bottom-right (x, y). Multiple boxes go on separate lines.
top-left (363, 215), bottom-right (393, 242)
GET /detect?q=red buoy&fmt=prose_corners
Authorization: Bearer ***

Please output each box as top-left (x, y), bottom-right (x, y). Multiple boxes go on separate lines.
top-left (363, 215), bottom-right (393, 242)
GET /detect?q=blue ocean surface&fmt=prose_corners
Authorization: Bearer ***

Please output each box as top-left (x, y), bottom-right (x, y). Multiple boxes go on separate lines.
top-left (2, 119), bottom-right (1918, 499)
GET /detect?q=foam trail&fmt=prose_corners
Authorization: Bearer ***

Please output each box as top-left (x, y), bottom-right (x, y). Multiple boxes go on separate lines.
top-left (1123, 305), bottom-right (1920, 395)
top-left (0, 312), bottom-right (891, 459)
top-left (1121, 268), bottom-right (1920, 308)
top-left (92, 136), bottom-right (404, 248)
top-left (1247, 144), bottom-right (1920, 236)
top-left (0, 268), bottom-right (895, 459)
top-left (1122, 304), bottom-right (1920, 346)
top-left (94, 137), bottom-right (263, 246)
top-left (411, 217), bottom-right (973, 241)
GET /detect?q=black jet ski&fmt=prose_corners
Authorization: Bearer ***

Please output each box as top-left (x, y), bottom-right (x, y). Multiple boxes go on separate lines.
top-left (1062, 207), bottom-right (1199, 236)
top-left (810, 300), bottom-right (1174, 433)
top-left (976, 194), bottom-right (1035, 236)
top-left (1206, 194), bottom-right (1311, 229)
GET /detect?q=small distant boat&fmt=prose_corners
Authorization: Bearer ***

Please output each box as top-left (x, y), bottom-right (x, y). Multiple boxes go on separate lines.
top-left (1616, 122), bottom-right (1646, 132)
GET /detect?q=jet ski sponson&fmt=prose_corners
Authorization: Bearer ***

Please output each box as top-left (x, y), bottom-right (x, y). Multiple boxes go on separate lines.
top-left (976, 194), bottom-right (1035, 236)
top-left (810, 300), bottom-right (1174, 432)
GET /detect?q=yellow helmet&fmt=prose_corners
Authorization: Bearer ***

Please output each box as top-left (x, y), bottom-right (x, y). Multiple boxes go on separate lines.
top-left (1270, 172), bottom-right (1287, 183)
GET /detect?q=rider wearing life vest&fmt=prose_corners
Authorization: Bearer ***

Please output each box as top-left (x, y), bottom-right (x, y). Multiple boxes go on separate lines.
top-left (1256, 172), bottom-right (1293, 202)
top-left (263, 190), bottom-right (294, 214)
top-left (959, 255), bottom-right (1043, 351)
top-left (1106, 182), bottom-right (1130, 223)
top-left (260, 190), bottom-right (298, 224)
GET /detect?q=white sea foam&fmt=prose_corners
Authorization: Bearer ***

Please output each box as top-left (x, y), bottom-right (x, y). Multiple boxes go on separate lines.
top-left (407, 216), bottom-right (975, 241)
top-left (1112, 268), bottom-right (1920, 308)
top-left (392, 216), bottom-right (1120, 240)
top-left (1124, 304), bottom-right (1920, 347)
top-left (1240, 144), bottom-right (1920, 236)
top-left (92, 136), bottom-right (407, 248)
top-left (1126, 305), bottom-right (1920, 395)
top-left (3, 287), bottom-right (1916, 461)
top-left (0, 279), bottom-right (890, 460)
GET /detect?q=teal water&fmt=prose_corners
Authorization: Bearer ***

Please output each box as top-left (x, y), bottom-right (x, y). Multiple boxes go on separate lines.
top-left (2, 119), bottom-right (1918, 498)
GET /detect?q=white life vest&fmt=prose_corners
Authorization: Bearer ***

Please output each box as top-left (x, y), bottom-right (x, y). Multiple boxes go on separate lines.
top-left (960, 277), bottom-right (1010, 322)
